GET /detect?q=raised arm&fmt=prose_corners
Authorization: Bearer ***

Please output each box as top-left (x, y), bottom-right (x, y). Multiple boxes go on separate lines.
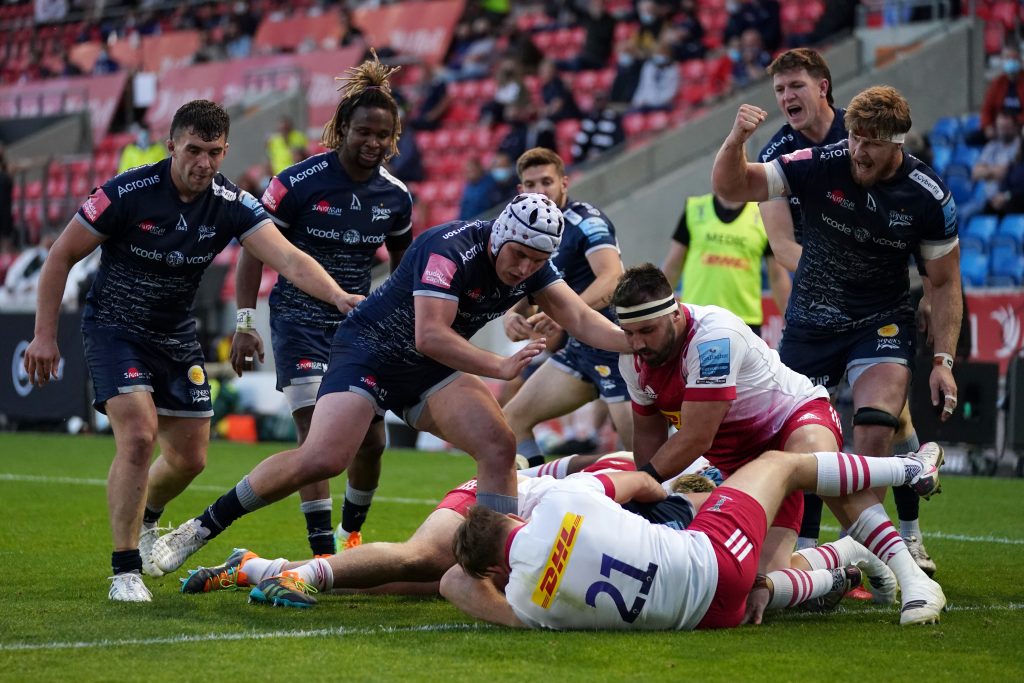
top-left (712, 104), bottom-right (776, 203)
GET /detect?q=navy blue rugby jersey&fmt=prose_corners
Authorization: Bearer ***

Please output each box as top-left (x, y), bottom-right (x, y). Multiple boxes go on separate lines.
top-left (553, 198), bottom-right (619, 321)
top-left (758, 107), bottom-right (847, 241)
top-left (260, 152), bottom-right (413, 330)
top-left (343, 220), bottom-right (563, 366)
top-left (77, 158), bottom-right (269, 342)
top-left (772, 141), bottom-right (958, 332)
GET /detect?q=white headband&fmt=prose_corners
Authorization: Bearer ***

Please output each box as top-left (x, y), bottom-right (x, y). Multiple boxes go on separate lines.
top-left (615, 295), bottom-right (678, 323)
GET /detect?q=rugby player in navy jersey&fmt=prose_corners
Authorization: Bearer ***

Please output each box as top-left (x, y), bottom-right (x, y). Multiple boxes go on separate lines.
top-left (502, 148), bottom-right (631, 468)
top-left (151, 193), bottom-right (632, 575)
top-left (22, 100), bottom-right (355, 602)
top-left (712, 87), bottom-right (962, 519)
top-left (758, 52), bottom-right (936, 569)
top-left (757, 48), bottom-right (848, 272)
top-left (229, 55), bottom-right (412, 557)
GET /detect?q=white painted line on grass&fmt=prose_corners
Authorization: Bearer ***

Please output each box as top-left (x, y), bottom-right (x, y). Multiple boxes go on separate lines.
top-left (4, 604), bottom-right (1023, 652)
top-left (0, 622), bottom-right (486, 652)
top-left (819, 524), bottom-right (1024, 546)
top-left (0, 473), bottom-right (437, 506)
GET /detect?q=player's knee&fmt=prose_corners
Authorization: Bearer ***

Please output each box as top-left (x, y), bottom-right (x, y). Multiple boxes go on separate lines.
top-left (295, 443), bottom-right (350, 481)
top-left (175, 451), bottom-right (206, 478)
top-left (853, 407), bottom-right (900, 430)
top-left (476, 428), bottom-right (517, 468)
top-left (114, 427), bottom-right (158, 465)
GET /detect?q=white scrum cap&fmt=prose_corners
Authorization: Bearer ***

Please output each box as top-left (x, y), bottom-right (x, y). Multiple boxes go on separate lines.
top-left (489, 192), bottom-right (564, 256)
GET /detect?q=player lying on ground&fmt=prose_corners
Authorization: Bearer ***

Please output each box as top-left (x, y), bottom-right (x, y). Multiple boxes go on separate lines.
top-left (440, 443), bottom-right (946, 629)
top-left (179, 453), bottom-right (897, 614)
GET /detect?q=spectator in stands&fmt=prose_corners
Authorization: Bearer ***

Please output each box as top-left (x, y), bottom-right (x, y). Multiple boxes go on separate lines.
top-left (630, 38), bottom-right (679, 113)
top-left (409, 63), bottom-right (451, 131)
top-left (459, 158), bottom-right (497, 219)
top-left (730, 28), bottom-right (772, 89)
top-left (538, 59), bottom-right (581, 122)
top-left (387, 107), bottom-right (425, 183)
top-left (193, 28), bottom-right (228, 63)
top-left (118, 125), bottom-right (167, 174)
top-left (338, 7), bottom-right (367, 48)
top-left (632, 0), bottom-right (668, 58)
top-left (668, 0), bottom-right (706, 62)
top-left (224, 19), bottom-right (253, 60)
top-left (0, 145), bottom-right (11, 244)
top-left (0, 237), bottom-right (16, 283)
top-left (502, 22), bottom-right (544, 75)
top-left (449, 17), bottom-right (498, 80)
top-left (266, 117), bottom-right (309, 175)
top-left (571, 90), bottom-right (625, 164)
top-left (724, 0), bottom-right (781, 53)
top-left (487, 152), bottom-right (519, 207)
top-left (609, 40), bottom-right (644, 106)
top-left (984, 138), bottom-right (1024, 217)
top-left (92, 47), bottom-right (120, 75)
top-left (56, 50), bottom-right (83, 77)
top-left (973, 110), bottom-right (1021, 203)
top-left (558, 0), bottom-right (617, 72)
top-left (979, 45), bottom-right (1024, 143)
top-left (497, 100), bottom-right (557, 161)
top-left (482, 58), bottom-right (530, 126)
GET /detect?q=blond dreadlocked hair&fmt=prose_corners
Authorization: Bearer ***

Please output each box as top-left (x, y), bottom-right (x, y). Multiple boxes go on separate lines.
top-left (322, 48), bottom-right (402, 160)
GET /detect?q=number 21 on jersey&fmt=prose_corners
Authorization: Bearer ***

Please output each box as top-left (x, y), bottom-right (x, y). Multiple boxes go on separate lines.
top-left (585, 553), bottom-right (660, 623)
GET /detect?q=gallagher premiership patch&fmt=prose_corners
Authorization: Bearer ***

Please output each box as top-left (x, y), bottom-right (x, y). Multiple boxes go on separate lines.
top-left (697, 339), bottom-right (730, 378)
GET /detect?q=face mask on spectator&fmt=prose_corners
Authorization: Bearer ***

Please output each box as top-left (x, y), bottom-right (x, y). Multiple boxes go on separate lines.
top-left (653, 55), bottom-right (670, 66)
top-left (1005, 58), bottom-right (1021, 75)
top-left (728, 47), bottom-right (741, 62)
top-left (618, 53), bottom-right (634, 67)
top-left (491, 167), bottom-right (513, 183)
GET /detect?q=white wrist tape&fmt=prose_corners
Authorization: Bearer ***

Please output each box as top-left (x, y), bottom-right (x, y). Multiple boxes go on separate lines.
top-left (236, 307), bottom-right (257, 332)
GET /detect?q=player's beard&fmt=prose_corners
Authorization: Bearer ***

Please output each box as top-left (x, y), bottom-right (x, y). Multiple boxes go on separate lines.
top-left (640, 323), bottom-right (677, 367)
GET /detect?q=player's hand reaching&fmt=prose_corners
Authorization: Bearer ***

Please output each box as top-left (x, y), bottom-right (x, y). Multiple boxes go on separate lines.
top-left (497, 339), bottom-right (547, 381)
top-left (726, 104), bottom-right (768, 147)
top-left (526, 311), bottom-right (562, 339)
top-left (335, 292), bottom-right (365, 315)
top-left (503, 311), bottom-right (534, 342)
top-left (23, 335), bottom-right (61, 386)
top-left (230, 330), bottom-right (265, 377)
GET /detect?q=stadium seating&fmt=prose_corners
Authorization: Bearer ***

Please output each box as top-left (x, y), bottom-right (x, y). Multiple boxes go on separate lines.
top-left (929, 116), bottom-right (962, 147)
top-left (959, 242), bottom-right (990, 287)
top-left (999, 214), bottom-right (1024, 242)
top-left (965, 214), bottom-right (999, 243)
top-left (990, 235), bottom-right (1024, 284)
top-left (945, 174), bottom-right (975, 206)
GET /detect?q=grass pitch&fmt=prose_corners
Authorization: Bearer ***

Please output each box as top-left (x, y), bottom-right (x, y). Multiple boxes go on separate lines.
top-left (1, 433), bottom-right (1022, 682)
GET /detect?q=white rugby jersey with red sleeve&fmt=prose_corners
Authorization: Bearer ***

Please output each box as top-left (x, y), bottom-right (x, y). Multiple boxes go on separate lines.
top-left (503, 476), bottom-right (717, 630)
top-left (619, 303), bottom-right (828, 471)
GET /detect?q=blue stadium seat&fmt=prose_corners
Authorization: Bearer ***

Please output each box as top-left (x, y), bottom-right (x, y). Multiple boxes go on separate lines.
top-left (964, 214), bottom-right (999, 242)
top-left (961, 112), bottom-right (981, 136)
top-left (960, 246), bottom-right (989, 287)
top-left (959, 235), bottom-right (986, 254)
top-left (990, 237), bottom-right (1024, 281)
top-left (942, 162), bottom-right (971, 182)
top-left (987, 274), bottom-right (1020, 287)
top-left (999, 213), bottom-right (1024, 242)
top-left (929, 116), bottom-right (962, 147)
top-left (930, 145), bottom-right (952, 175)
top-left (945, 174), bottom-right (975, 206)
top-left (951, 144), bottom-right (981, 168)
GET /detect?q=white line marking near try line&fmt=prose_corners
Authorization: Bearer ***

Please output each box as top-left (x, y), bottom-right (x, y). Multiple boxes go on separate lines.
top-left (3, 604), bottom-right (1023, 652)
